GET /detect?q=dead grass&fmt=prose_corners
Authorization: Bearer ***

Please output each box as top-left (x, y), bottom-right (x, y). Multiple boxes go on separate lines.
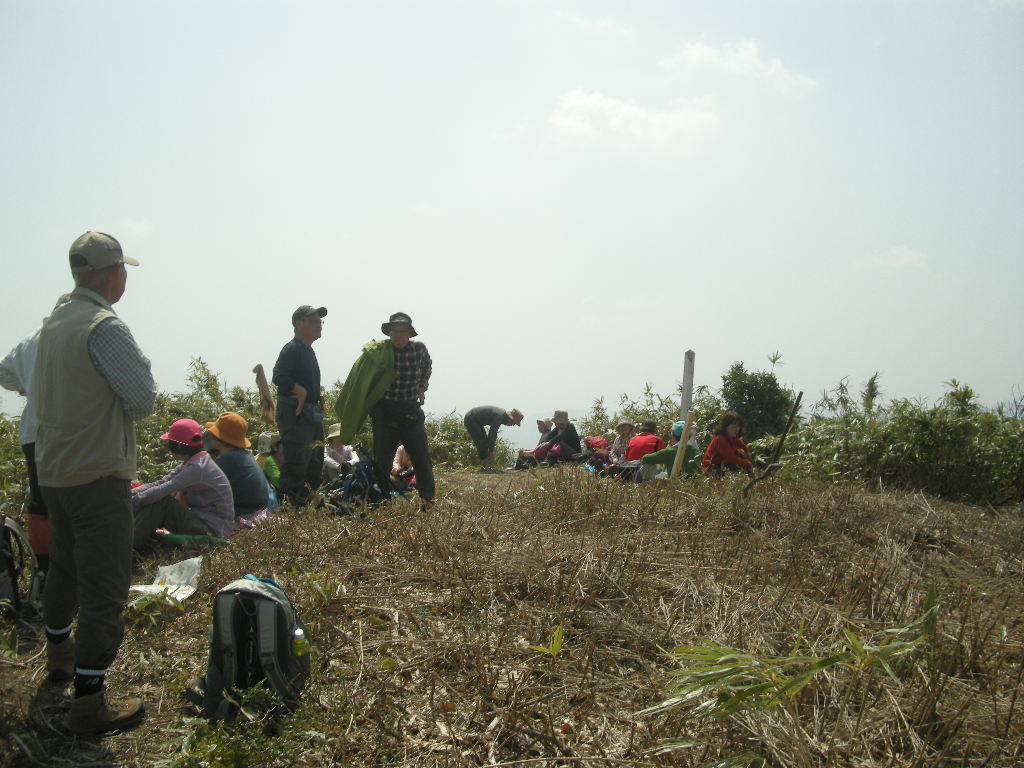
top-left (2, 469), bottom-right (1023, 767)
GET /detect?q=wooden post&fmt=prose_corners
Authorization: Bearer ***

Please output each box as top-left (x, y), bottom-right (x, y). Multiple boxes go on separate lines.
top-left (678, 350), bottom-right (695, 420)
top-left (669, 410), bottom-right (695, 480)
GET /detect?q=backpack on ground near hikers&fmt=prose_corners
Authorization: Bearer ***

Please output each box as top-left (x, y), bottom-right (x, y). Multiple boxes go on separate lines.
top-left (192, 575), bottom-right (310, 720)
top-left (1, 505), bottom-right (42, 618)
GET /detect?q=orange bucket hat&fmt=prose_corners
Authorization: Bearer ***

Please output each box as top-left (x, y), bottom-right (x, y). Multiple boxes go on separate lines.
top-left (205, 412), bottom-right (252, 449)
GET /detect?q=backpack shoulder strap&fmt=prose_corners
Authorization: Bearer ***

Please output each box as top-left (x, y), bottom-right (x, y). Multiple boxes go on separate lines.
top-left (256, 599), bottom-right (294, 698)
top-left (216, 592), bottom-right (240, 694)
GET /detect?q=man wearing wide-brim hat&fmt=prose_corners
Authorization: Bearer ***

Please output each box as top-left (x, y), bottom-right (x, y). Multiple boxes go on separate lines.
top-left (332, 312), bottom-right (435, 504)
top-left (463, 406), bottom-right (523, 473)
top-left (272, 304), bottom-right (327, 506)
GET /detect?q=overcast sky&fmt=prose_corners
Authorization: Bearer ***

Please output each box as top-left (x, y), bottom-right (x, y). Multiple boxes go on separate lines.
top-left (2, 0), bottom-right (1022, 447)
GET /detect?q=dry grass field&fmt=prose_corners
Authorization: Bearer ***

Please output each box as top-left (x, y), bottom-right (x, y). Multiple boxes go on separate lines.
top-left (2, 468), bottom-right (1023, 767)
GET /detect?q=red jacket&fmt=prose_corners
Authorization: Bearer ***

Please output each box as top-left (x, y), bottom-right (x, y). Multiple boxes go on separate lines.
top-left (701, 434), bottom-right (753, 472)
top-left (625, 432), bottom-right (666, 461)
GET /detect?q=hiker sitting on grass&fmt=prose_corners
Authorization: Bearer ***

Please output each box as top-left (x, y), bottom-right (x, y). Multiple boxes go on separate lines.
top-left (323, 422), bottom-right (358, 483)
top-left (514, 418), bottom-right (554, 469)
top-left (537, 410), bottom-right (581, 464)
top-left (391, 443), bottom-right (416, 491)
top-left (625, 421), bottom-right (666, 461)
top-left (639, 420), bottom-right (701, 477)
top-left (255, 431), bottom-right (282, 490)
top-left (206, 412), bottom-right (270, 518)
top-left (701, 411), bottom-right (754, 476)
top-left (608, 421), bottom-right (634, 465)
top-left (132, 419), bottom-right (235, 549)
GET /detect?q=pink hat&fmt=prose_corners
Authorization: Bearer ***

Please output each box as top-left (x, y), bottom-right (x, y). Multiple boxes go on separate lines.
top-left (161, 418), bottom-right (203, 446)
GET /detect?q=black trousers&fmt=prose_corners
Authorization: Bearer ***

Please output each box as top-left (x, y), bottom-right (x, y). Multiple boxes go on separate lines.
top-left (371, 399), bottom-right (435, 502)
top-left (276, 403), bottom-right (325, 506)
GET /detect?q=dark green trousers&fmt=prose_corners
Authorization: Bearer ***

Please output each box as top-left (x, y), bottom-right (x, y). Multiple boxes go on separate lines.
top-left (133, 495), bottom-right (212, 549)
top-left (41, 477), bottom-right (133, 672)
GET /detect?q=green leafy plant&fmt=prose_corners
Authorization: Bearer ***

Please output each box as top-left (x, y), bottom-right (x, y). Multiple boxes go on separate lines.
top-left (124, 590), bottom-right (186, 632)
top-left (640, 597), bottom-right (939, 766)
top-left (529, 624), bottom-right (565, 660)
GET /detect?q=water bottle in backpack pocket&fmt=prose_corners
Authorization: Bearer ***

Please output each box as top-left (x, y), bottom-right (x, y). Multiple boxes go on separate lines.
top-left (193, 575), bottom-right (310, 720)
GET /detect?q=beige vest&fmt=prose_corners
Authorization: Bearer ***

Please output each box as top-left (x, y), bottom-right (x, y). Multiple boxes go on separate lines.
top-left (33, 288), bottom-right (137, 487)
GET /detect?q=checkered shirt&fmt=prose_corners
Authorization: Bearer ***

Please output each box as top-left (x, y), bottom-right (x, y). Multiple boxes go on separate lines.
top-left (383, 340), bottom-right (431, 402)
top-left (88, 317), bottom-right (157, 421)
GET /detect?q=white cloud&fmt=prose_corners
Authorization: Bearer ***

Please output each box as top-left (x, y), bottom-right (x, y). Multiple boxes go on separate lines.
top-left (548, 89), bottom-right (716, 146)
top-left (870, 246), bottom-right (929, 270)
top-left (569, 15), bottom-right (636, 43)
top-left (663, 41), bottom-right (818, 98)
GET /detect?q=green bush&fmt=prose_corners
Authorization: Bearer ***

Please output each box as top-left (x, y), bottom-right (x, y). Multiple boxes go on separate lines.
top-left (0, 413), bottom-right (26, 507)
top-left (718, 360), bottom-right (797, 442)
top-left (578, 383), bottom-right (685, 441)
top-left (785, 379), bottom-right (1024, 505)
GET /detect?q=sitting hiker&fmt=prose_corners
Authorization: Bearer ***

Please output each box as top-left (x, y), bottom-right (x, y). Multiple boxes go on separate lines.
top-left (323, 423), bottom-right (357, 483)
top-left (539, 410), bottom-right (581, 463)
top-left (515, 418), bottom-right (554, 469)
top-left (702, 411), bottom-right (754, 476)
top-left (640, 420), bottom-right (701, 477)
top-left (391, 443), bottom-right (416, 492)
top-left (255, 431), bottom-right (282, 490)
top-left (608, 420), bottom-right (634, 464)
top-left (463, 406), bottom-right (524, 473)
top-left (625, 421), bottom-right (666, 461)
top-left (205, 412), bottom-right (270, 517)
top-left (132, 419), bottom-right (235, 548)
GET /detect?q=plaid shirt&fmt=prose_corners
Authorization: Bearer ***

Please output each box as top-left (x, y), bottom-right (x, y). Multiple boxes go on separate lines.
top-left (88, 316), bottom-right (157, 421)
top-left (383, 340), bottom-right (431, 402)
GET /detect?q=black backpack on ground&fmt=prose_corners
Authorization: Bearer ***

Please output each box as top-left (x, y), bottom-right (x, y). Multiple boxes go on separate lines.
top-left (193, 575), bottom-right (310, 720)
top-left (1, 509), bottom-right (41, 618)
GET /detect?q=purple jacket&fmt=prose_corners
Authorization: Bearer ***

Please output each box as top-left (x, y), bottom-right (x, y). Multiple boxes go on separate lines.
top-left (132, 451), bottom-right (235, 538)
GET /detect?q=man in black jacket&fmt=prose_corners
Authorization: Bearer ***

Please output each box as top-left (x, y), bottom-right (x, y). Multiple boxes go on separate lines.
top-left (272, 305), bottom-right (326, 506)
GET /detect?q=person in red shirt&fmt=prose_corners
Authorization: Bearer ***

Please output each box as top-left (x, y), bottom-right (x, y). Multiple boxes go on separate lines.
top-left (625, 421), bottom-right (666, 461)
top-left (702, 411), bottom-right (754, 475)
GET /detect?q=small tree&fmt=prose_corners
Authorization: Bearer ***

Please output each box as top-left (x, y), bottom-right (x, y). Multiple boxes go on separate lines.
top-left (719, 362), bottom-right (796, 442)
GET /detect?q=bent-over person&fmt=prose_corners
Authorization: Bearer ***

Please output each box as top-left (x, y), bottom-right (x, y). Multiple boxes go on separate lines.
top-left (463, 406), bottom-right (523, 473)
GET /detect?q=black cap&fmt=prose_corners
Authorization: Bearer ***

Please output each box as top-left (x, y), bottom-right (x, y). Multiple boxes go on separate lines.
top-left (292, 305), bottom-right (327, 325)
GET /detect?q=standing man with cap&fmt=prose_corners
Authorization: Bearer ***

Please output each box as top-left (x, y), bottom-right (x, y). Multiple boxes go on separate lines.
top-left (371, 312), bottom-right (435, 504)
top-left (272, 305), bottom-right (327, 506)
top-left (463, 406), bottom-right (524, 473)
top-left (32, 231), bottom-right (156, 735)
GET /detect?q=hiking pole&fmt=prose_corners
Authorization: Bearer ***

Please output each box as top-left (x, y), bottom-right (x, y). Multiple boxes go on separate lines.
top-left (669, 410), bottom-right (695, 480)
top-left (742, 391), bottom-right (803, 496)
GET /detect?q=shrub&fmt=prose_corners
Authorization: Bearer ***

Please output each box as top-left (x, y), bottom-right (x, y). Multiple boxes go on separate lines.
top-left (785, 378), bottom-right (1024, 505)
top-left (719, 360), bottom-right (797, 442)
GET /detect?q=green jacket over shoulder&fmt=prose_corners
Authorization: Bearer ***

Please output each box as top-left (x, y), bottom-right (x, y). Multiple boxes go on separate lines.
top-left (333, 340), bottom-right (395, 444)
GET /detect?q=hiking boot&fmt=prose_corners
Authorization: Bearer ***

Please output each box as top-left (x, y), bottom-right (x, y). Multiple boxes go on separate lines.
top-left (46, 638), bottom-right (75, 686)
top-left (68, 689), bottom-right (145, 736)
